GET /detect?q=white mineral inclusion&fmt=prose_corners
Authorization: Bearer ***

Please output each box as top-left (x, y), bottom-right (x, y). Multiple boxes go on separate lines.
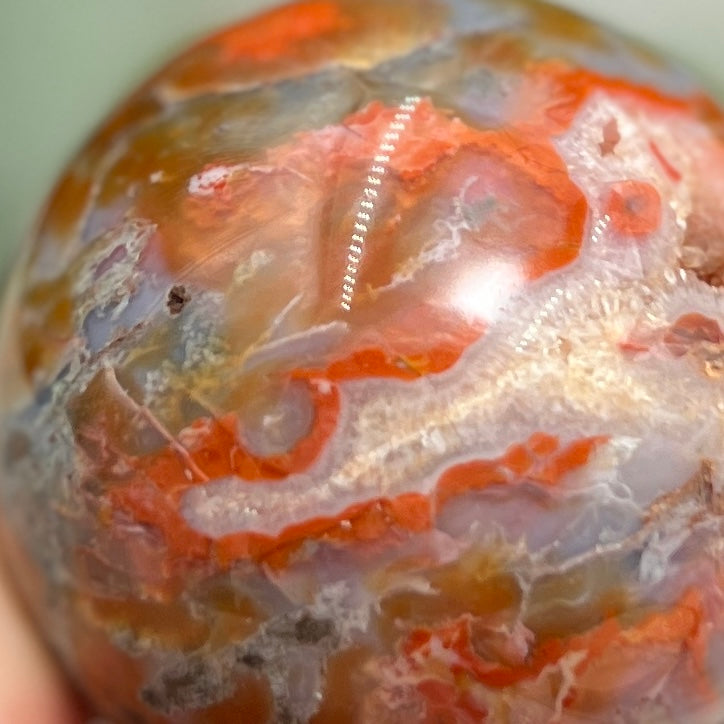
top-left (187, 164), bottom-right (244, 196)
top-left (182, 476), bottom-right (263, 537)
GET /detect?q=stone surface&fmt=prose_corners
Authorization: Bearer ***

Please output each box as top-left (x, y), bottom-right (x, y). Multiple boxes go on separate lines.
top-left (0, 0), bottom-right (723, 721)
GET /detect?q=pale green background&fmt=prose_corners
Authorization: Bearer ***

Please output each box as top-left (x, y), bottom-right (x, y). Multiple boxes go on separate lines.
top-left (1, 1), bottom-right (722, 277)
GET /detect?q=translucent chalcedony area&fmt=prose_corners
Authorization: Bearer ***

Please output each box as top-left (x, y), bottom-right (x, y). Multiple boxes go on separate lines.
top-left (0, 0), bottom-right (723, 722)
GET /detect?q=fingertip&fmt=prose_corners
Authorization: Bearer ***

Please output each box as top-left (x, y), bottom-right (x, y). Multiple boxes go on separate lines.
top-left (0, 568), bottom-right (84, 724)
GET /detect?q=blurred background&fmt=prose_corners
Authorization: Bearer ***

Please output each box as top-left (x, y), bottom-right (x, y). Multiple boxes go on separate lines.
top-left (1, 0), bottom-right (722, 277)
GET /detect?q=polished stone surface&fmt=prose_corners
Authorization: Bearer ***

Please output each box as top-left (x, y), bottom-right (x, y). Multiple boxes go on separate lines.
top-left (0, 1), bottom-right (722, 721)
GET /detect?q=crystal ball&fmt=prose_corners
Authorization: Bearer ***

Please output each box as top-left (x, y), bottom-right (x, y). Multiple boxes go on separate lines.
top-left (1, 1), bottom-right (723, 721)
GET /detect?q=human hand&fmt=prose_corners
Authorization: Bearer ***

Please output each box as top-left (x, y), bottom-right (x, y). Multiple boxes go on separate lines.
top-left (0, 565), bottom-right (85, 724)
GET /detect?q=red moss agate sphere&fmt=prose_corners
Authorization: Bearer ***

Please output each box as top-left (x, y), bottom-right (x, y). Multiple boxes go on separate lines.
top-left (2, 1), bottom-right (724, 722)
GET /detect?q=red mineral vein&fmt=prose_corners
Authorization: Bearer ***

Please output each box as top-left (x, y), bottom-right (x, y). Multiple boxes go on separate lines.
top-left (435, 434), bottom-right (606, 508)
top-left (397, 589), bottom-right (709, 709)
top-left (649, 140), bottom-right (683, 183)
top-left (107, 430), bottom-right (606, 572)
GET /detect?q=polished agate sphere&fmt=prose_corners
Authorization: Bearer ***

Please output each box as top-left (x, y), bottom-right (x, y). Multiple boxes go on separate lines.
top-left (0, 0), bottom-right (723, 722)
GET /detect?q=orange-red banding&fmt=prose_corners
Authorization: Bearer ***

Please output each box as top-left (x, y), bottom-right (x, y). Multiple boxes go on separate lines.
top-left (304, 315), bottom-right (485, 382)
top-left (108, 429), bottom-right (607, 573)
top-left (398, 588), bottom-right (708, 700)
top-left (335, 101), bottom-right (588, 282)
top-left (213, 1), bottom-right (350, 62)
top-left (215, 493), bottom-right (432, 570)
top-left (511, 60), bottom-right (700, 135)
top-left (435, 434), bottom-right (606, 508)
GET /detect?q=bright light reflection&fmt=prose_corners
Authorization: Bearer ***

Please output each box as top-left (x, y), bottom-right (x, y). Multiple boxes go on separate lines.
top-left (450, 259), bottom-right (525, 323)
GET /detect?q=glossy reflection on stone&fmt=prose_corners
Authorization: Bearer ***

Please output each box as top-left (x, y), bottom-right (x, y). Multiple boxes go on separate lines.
top-left (0, 0), bottom-right (723, 722)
